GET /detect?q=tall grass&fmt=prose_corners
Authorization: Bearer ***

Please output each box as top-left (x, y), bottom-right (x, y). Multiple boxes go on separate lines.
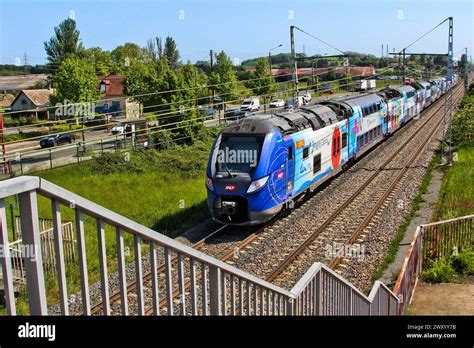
top-left (436, 146), bottom-right (474, 219)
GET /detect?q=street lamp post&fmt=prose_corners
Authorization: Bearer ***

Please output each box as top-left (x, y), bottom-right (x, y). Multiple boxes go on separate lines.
top-left (268, 44), bottom-right (283, 75)
top-left (267, 44), bottom-right (283, 112)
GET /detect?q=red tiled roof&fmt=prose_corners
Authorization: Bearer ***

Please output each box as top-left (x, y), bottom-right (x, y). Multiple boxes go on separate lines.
top-left (97, 75), bottom-right (124, 96)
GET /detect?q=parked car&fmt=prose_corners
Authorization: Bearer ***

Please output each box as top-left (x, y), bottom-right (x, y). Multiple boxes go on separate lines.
top-left (200, 107), bottom-right (215, 120)
top-left (111, 125), bottom-right (126, 135)
top-left (39, 133), bottom-right (75, 148)
top-left (224, 109), bottom-right (250, 120)
top-left (240, 97), bottom-right (260, 112)
top-left (269, 99), bottom-right (285, 108)
top-left (300, 91), bottom-right (312, 103)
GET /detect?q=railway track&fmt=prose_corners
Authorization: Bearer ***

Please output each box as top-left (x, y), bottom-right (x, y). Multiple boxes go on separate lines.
top-left (86, 84), bottom-right (463, 315)
top-left (264, 84), bottom-right (464, 286)
top-left (87, 217), bottom-right (277, 315)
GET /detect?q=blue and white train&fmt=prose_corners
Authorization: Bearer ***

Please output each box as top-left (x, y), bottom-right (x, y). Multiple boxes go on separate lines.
top-left (206, 75), bottom-right (458, 225)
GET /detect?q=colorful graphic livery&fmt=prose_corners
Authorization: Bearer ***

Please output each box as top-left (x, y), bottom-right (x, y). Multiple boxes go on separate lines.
top-left (206, 75), bottom-right (459, 225)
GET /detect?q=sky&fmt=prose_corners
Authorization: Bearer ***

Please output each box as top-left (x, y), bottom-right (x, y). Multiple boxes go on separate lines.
top-left (0, 0), bottom-right (472, 66)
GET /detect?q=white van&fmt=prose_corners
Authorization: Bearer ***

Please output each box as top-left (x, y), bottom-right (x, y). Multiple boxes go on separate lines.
top-left (286, 96), bottom-right (305, 109)
top-left (240, 97), bottom-right (260, 112)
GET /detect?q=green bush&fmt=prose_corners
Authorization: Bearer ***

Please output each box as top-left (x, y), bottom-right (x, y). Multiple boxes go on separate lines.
top-left (451, 248), bottom-right (474, 275)
top-left (18, 117), bottom-right (33, 126)
top-left (421, 257), bottom-right (454, 283)
top-left (51, 124), bottom-right (82, 132)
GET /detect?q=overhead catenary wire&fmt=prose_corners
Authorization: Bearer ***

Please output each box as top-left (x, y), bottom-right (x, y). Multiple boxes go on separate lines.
top-left (401, 17), bottom-right (450, 53)
top-left (3, 65), bottom-right (400, 157)
top-left (0, 65), bottom-right (365, 145)
top-left (2, 64), bottom-right (348, 131)
top-left (293, 26), bottom-right (346, 56)
top-left (2, 70), bottom-right (298, 117)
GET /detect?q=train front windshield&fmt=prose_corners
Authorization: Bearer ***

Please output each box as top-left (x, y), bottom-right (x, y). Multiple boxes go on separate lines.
top-left (216, 136), bottom-right (263, 174)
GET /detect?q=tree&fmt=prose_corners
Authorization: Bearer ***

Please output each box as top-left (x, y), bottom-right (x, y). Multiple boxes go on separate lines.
top-left (146, 37), bottom-right (163, 62)
top-left (244, 58), bottom-right (277, 104)
top-left (111, 43), bottom-right (146, 73)
top-left (209, 51), bottom-right (237, 102)
top-left (44, 18), bottom-right (84, 65)
top-left (195, 60), bottom-right (211, 74)
top-left (180, 62), bottom-right (208, 103)
top-left (124, 58), bottom-right (201, 142)
top-left (50, 56), bottom-right (100, 123)
top-left (163, 36), bottom-right (180, 70)
top-left (84, 47), bottom-right (114, 75)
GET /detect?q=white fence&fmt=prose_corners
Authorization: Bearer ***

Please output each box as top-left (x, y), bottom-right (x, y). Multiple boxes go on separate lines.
top-left (0, 176), bottom-right (399, 316)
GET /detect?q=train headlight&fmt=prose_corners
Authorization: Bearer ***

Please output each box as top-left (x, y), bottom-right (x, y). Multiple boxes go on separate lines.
top-left (206, 177), bottom-right (214, 191)
top-left (246, 176), bottom-right (269, 194)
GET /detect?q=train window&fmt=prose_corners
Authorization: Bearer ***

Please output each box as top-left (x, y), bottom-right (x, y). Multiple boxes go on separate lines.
top-left (342, 132), bottom-right (347, 148)
top-left (303, 146), bottom-right (309, 159)
top-left (288, 146), bottom-right (293, 160)
top-left (313, 153), bottom-right (321, 174)
top-left (364, 133), bottom-right (368, 144)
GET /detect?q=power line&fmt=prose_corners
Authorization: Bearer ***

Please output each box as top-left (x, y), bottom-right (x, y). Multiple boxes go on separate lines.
top-left (293, 26), bottom-right (346, 55)
top-left (402, 17), bottom-right (450, 52)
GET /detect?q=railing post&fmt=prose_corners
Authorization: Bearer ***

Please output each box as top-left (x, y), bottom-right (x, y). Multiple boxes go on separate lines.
top-left (0, 199), bottom-right (16, 315)
top-left (349, 288), bottom-right (353, 315)
top-left (51, 199), bottom-right (69, 315)
top-left (209, 265), bottom-right (221, 315)
top-left (286, 297), bottom-right (295, 316)
top-left (49, 149), bottom-right (53, 169)
top-left (315, 271), bottom-right (322, 315)
top-left (18, 190), bottom-right (47, 315)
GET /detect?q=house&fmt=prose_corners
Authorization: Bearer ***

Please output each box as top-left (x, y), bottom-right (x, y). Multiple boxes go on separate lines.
top-left (9, 89), bottom-right (53, 120)
top-left (97, 75), bottom-right (141, 118)
top-left (0, 93), bottom-right (15, 111)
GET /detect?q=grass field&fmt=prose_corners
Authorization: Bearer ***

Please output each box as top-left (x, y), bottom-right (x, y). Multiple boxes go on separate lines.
top-left (436, 146), bottom-right (474, 219)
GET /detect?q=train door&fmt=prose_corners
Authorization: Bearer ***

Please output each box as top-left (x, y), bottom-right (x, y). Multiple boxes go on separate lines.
top-left (286, 144), bottom-right (294, 196)
top-left (383, 104), bottom-right (390, 133)
top-left (331, 127), bottom-right (342, 169)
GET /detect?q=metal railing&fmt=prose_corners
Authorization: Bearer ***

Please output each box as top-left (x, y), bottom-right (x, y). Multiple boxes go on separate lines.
top-left (0, 176), bottom-right (400, 316)
top-left (393, 215), bottom-right (474, 315)
top-left (421, 215), bottom-right (474, 264)
top-left (290, 263), bottom-right (398, 315)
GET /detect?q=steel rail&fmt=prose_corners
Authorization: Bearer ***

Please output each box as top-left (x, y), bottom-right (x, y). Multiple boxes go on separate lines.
top-left (265, 83), bottom-right (464, 283)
